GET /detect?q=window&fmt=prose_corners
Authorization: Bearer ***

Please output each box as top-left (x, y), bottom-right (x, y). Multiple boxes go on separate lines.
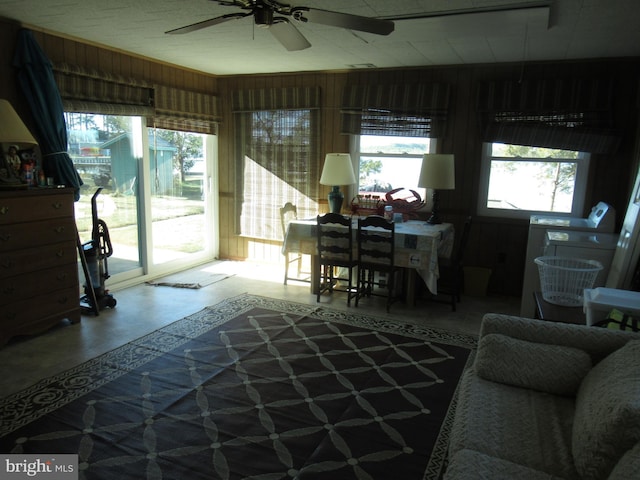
top-left (478, 143), bottom-right (590, 219)
top-left (236, 108), bottom-right (319, 240)
top-left (353, 135), bottom-right (433, 202)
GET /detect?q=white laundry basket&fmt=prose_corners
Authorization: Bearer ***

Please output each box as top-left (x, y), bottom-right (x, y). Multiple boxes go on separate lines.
top-left (534, 256), bottom-right (603, 307)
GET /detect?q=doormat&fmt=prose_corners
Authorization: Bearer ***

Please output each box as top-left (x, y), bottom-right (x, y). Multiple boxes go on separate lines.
top-left (146, 271), bottom-right (234, 289)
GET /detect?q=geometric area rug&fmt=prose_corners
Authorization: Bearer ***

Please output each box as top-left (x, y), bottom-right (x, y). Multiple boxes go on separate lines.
top-left (0, 294), bottom-right (476, 480)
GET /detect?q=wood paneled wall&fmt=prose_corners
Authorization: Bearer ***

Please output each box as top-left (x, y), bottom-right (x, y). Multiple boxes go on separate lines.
top-left (0, 18), bottom-right (218, 134)
top-left (217, 61), bottom-right (640, 295)
top-left (2, 17), bottom-right (639, 296)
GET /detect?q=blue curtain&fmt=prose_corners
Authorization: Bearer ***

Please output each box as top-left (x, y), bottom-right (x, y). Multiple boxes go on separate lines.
top-left (13, 29), bottom-right (83, 200)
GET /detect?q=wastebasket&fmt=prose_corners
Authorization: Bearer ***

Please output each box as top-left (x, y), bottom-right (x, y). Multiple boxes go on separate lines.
top-left (463, 266), bottom-right (492, 297)
top-left (534, 256), bottom-right (602, 307)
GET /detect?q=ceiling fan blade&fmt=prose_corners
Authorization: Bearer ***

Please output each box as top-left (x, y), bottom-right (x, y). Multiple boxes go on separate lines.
top-left (211, 0), bottom-right (253, 8)
top-left (270, 20), bottom-right (311, 51)
top-left (292, 8), bottom-right (394, 36)
top-left (165, 12), bottom-right (250, 34)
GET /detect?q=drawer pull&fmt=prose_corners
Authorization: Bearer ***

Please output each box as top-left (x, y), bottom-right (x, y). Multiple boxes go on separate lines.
top-left (54, 226), bottom-right (66, 234)
top-left (0, 206), bottom-right (8, 215)
top-left (3, 311), bottom-right (17, 320)
top-left (58, 296), bottom-right (69, 304)
top-left (0, 234), bottom-right (12, 242)
top-left (57, 273), bottom-right (68, 281)
top-left (56, 250), bottom-right (65, 258)
top-left (51, 202), bottom-right (63, 210)
top-left (2, 286), bottom-right (15, 295)
top-left (1, 260), bottom-right (13, 269)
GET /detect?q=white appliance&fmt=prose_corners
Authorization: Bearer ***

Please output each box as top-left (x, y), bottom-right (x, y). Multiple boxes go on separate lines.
top-left (520, 201), bottom-right (616, 317)
top-left (544, 230), bottom-right (618, 287)
top-left (606, 165), bottom-right (640, 290)
top-left (583, 287), bottom-right (640, 326)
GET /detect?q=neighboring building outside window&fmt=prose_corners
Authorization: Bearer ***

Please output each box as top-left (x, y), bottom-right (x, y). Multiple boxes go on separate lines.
top-left (478, 142), bottom-right (590, 219)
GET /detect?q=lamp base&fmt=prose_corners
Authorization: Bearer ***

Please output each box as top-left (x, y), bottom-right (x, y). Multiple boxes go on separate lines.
top-left (427, 189), bottom-right (442, 224)
top-left (426, 213), bottom-right (442, 224)
top-left (327, 186), bottom-right (344, 214)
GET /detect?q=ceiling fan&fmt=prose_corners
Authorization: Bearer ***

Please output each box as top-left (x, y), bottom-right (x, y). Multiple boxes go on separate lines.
top-left (165, 0), bottom-right (395, 51)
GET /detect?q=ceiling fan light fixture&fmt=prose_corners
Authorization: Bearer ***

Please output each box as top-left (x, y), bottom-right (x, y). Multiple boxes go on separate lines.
top-left (254, 6), bottom-right (274, 26)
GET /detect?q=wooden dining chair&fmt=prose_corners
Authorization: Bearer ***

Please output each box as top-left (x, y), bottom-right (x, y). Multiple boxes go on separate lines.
top-left (316, 213), bottom-right (358, 305)
top-left (432, 215), bottom-right (473, 311)
top-left (355, 215), bottom-right (401, 312)
top-left (280, 202), bottom-right (310, 285)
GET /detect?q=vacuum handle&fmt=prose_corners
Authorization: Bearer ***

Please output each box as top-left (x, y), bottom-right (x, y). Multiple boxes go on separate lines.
top-left (90, 187), bottom-right (104, 242)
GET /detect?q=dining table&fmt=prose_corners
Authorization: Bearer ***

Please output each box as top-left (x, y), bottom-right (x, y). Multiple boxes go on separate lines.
top-left (282, 217), bottom-right (454, 303)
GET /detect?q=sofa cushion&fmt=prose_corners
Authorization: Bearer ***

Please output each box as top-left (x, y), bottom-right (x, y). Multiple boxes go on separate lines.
top-left (444, 448), bottom-right (569, 480)
top-left (449, 369), bottom-right (579, 479)
top-left (573, 340), bottom-right (640, 480)
top-left (608, 442), bottom-right (640, 480)
top-left (474, 333), bottom-right (592, 396)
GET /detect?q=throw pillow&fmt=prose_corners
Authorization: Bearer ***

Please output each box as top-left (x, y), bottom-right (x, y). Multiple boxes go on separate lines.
top-left (572, 340), bottom-right (640, 480)
top-left (474, 333), bottom-right (592, 396)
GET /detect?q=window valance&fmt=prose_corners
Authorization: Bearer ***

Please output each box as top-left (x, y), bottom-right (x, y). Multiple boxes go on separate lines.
top-left (52, 63), bottom-right (221, 134)
top-left (52, 62), bottom-right (154, 116)
top-left (477, 78), bottom-right (620, 154)
top-left (340, 83), bottom-right (450, 137)
top-left (232, 86), bottom-right (321, 112)
top-left (151, 85), bottom-right (220, 134)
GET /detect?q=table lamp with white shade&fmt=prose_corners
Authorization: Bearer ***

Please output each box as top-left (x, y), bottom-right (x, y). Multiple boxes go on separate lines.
top-left (320, 153), bottom-right (356, 214)
top-left (418, 153), bottom-right (455, 224)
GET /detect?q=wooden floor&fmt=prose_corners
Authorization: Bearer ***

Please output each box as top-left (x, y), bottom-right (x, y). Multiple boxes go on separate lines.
top-left (0, 260), bottom-right (520, 398)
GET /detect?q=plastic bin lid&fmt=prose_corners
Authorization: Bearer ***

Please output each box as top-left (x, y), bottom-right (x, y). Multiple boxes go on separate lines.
top-left (583, 287), bottom-right (640, 313)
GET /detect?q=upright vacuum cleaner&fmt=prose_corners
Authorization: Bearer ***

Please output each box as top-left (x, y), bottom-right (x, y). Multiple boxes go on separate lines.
top-left (80, 188), bottom-right (117, 313)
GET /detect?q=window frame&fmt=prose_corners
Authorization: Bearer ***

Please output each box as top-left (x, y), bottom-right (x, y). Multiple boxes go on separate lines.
top-left (477, 142), bottom-right (590, 220)
top-left (67, 112), bottom-right (218, 286)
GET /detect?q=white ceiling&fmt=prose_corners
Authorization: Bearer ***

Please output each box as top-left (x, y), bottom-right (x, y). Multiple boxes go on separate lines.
top-left (1, 0), bottom-right (639, 76)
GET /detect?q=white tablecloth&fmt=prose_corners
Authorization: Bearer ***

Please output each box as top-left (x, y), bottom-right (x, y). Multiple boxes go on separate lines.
top-left (283, 219), bottom-right (454, 294)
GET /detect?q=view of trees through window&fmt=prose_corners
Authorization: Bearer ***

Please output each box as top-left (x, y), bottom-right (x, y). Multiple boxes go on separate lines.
top-left (485, 143), bottom-right (584, 214)
top-left (66, 114), bottom-right (203, 198)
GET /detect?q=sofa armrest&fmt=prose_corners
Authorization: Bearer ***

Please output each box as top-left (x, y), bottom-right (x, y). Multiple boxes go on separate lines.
top-left (479, 314), bottom-right (638, 363)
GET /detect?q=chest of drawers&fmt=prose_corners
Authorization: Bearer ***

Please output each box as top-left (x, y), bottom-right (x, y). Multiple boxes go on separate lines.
top-left (0, 188), bottom-right (80, 346)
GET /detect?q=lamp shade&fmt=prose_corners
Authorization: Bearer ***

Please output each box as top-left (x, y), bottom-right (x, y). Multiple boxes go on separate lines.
top-left (418, 154), bottom-right (455, 190)
top-left (320, 153), bottom-right (356, 186)
top-left (0, 99), bottom-right (38, 146)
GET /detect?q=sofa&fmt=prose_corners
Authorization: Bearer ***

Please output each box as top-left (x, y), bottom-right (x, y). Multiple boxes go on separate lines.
top-left (444, 314), bottom-right (640, 480)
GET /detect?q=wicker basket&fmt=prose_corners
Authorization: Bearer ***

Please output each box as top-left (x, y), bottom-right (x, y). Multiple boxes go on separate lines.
top-left (534, 256), bottom-right (603, 307)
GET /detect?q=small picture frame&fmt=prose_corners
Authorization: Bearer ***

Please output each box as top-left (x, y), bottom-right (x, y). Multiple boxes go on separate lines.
top-left (0, 152), bottom-right (9, 179)
top-left (5, 145), bottom-right (23, 178)
top-left (0, 150), bottom-right (22, 185)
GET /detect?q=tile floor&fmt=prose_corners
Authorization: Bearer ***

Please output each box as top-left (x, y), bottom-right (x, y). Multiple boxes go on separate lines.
top-left (0, 260), bottom-right (520, 398)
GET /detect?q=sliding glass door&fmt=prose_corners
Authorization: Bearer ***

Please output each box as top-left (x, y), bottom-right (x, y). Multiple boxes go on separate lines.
top-left (67, 113), bottom-right (217, 287)
top-left (147, 128), bottom-right (215, 268)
